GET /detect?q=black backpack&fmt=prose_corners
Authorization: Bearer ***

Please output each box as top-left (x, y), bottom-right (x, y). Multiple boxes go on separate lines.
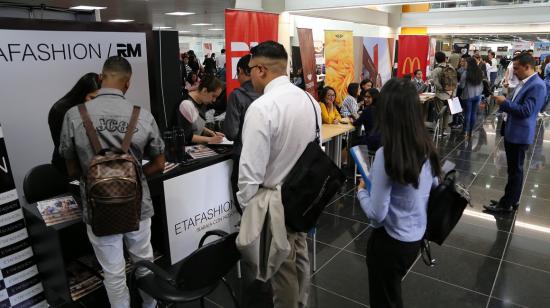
top-left (281, 92), bottom-right (346, 232)
top-left (421, 170), bottom-right (471, 266)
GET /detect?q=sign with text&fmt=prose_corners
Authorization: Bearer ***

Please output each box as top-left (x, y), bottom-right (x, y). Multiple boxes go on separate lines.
top-left (297, 28), bottom-right (318, 99)
top-left (0, 28), bottom-right (151, 197)
top-left (225, 9), bottom-right (279, 96)
top-left (163, 160), bottom-right (238, 264)
top-left (325, 30), bottom-right (354, 105)
top-left (0, 125), bottom-right (48, 308)
top-left (397, 35), bottom-right (429, 78)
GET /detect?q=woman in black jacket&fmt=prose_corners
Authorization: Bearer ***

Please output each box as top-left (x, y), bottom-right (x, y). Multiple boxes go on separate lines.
top-left (353, 88), bottom-right (381, 151)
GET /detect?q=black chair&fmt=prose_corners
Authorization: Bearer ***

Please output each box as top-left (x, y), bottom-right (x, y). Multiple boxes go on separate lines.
top-left (23, 164), bottom-right (68, 204)
top-left (132, 230), bottom-right (241, 308)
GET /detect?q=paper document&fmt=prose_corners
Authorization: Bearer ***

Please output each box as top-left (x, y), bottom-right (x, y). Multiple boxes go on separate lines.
top-left (350, 145), bottom-right (372, 192)
top-left (447, 97), bottom-right (463, 115)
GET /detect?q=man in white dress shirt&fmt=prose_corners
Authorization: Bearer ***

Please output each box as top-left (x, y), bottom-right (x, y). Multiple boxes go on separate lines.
top-left (237, 41), bottom-right (321, 308)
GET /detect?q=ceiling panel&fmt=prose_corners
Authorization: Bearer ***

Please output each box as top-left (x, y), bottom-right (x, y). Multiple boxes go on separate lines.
top-left (4, 0), bottom-right (236, 37)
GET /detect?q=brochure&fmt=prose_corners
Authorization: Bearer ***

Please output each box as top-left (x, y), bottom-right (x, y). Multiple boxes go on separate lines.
top-left (37, 196), bottom-right (82, 226)
top-left (186, 145), bottom-right (218, 160)
top-left (350, 145), bottom-right (372, 192)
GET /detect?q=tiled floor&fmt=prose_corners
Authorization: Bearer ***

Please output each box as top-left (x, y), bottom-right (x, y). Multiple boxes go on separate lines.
top-left (74, 112), bottom-right (550, 308)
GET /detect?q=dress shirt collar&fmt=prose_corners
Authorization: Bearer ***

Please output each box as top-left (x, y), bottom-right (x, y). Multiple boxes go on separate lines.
top-left (519, 72), bottom-right (537, 85)
top-left (264, 75), bottom-right (290, 94)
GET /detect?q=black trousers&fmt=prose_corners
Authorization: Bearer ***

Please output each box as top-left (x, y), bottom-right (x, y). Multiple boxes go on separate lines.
top-left (500, 141), bottom-right (529, 207)
top-left (366, 228), bottom-right (421, 308)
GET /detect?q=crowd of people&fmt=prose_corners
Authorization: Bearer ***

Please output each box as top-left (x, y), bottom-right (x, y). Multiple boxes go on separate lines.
top-left (46, 38), bottom-right (549, 308)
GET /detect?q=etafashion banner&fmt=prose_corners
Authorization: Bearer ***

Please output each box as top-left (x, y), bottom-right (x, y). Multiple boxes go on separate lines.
top-left (0, 125), bottom-right (48, 308)
top-left (397, 35), bottom-right (429, 78)
top-left (0, 28), bottom-right (151, 197)
top-left (225, 9), bottom-right (279, 95)
top-left (163, 160), bottom-right (239, 264)
top-left (325, 30), bottom-right (354, 104)
top-left (297, 28), bottom-right (318, 99)
top-left (362, 37), bottom-right (395, 88)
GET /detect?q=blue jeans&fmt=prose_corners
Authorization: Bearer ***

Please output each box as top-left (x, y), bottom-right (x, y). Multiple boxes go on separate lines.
top-left (463, 96), bottom-right (481, 133)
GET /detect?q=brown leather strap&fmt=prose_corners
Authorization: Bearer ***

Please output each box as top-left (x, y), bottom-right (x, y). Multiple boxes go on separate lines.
top-left (78, 104), bottom-right (102, 154)
top-left (121, 106), bottom-right (141, 153)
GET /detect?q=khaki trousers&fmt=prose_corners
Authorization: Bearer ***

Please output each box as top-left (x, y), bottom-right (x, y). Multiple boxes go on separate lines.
top-left (271, 230), bottom-right (310, 308)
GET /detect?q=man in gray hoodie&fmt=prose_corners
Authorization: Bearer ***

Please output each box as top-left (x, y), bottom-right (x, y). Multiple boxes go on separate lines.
top-left (222, 54), bottom-right (261, 215)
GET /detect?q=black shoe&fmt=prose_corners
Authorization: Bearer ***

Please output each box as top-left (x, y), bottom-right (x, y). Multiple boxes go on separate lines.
top-left (483, 203), bottom-right (514, 213)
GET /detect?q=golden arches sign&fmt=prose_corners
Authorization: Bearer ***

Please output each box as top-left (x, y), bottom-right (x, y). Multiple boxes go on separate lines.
top-left (402, 57), bottom-right (421, 74)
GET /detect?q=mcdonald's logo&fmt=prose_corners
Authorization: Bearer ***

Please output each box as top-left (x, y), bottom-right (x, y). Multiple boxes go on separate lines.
top-left (402, 57), bottom-right (421, 74)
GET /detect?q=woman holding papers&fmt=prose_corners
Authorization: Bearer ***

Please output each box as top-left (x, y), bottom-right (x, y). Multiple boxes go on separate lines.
top-left (459, 57), bottom-right (484, 140)
top-left (356, 78), bottom-right (441, 308)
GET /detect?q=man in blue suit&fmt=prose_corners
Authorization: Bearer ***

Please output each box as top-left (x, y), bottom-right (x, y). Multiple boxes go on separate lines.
top-left (484, 53), bottom-right (547, 213)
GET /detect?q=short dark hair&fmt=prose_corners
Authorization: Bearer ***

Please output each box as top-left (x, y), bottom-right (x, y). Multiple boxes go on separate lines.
top-left (221, 49), bottom-right (226, 54)
top-left (237, 54), bottom-right (252, 76)
top-left (250, 40), bottom-right (288, 61)
top-left (413, 69), bottom-right (422, 75)
top-left (360, 79), bottom-right (373, 88)
top-left (403, 74), bottom-right (412, 80)
top-left (513, 52), bottom-right (536, 68)
top-left (489, 51), bottom-right (496, 57)
top-left (103, 56), bottom-right (132, 75)
top-left (365, 88), bottom-right (380, 105)
top-left (347, 83), bottom-right (360, 97)
top-left (435, 51), bottom-right (446, 64)
top-left (198, 74), bottom-right (223, 92)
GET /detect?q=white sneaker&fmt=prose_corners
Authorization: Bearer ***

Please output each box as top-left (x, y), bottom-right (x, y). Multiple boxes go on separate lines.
top-left (543, 112), bottom-right (550, 117)
top-left (538, 113), bottom-right (544, 118)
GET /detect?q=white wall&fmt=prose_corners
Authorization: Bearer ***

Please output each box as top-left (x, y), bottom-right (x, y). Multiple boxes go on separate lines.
top-left (290, 14), bottom-right (398, 43)
top-left (178, 36), bottom-right (226, 59)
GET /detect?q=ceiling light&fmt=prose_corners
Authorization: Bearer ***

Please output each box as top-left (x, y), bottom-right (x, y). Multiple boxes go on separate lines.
top-left (70, 5), bottom-right (107, 10)
top-left (154, 26), bottom-right (172, 30)
top-left (208, 28), bottom-right (224, 31)
top-left (179, 30), bottom-right (190, 33)
top-left (166, 12), bottom-right (195, 16)
top-left (192, 23), bottom-right (213, 26)
top-left (110, 19), bottom-right (133, 23)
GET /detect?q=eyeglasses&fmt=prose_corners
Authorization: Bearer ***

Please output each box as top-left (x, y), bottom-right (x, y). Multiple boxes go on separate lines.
top-left (246, 65), bottom-right (261, 75)
top-left (327, 94), bottom-right (336, 97)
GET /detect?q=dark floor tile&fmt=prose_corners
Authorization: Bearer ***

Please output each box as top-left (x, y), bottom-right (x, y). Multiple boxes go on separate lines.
top-left (471, 175), bottom-right (508, 191)
top-left (447, 150), bottom-right (491, 162)
top-left (517, 195), bottom-right (550, 221)
top-left (487, 298), bottom-right (527, 308)
top-left (412, 245), bottom-right (500, 295)
top-left (311, 250), bottom-right (369, 305)
top-left (504, 227), bottom-right (550, 273)
top-left (492, 261), bottom-right (550, 307)
top-left (324, 194), bottom-right (370, 224)
top-left (446, 159), bottom-right (487, 174)
top-left (460, 207), bottom-right (515, 233)
top-left (344, 227), bottom-right (373, 256)
top-left (444, 221), bottom-right (508, 259)
top-left (402, 272), bottom-right (489, 308)
top-left (313, 213), bottom-right (369, 249)
top-left (525, 172), bottom-right (550, 186)
top-left (454, 170), bottom-right (477, 186)
top-left (307, 285), bottom-right (368, 308)
top-left (307, 239), bottom-right (342, 273)
top-left (175, 299), bottom-right (222, 308)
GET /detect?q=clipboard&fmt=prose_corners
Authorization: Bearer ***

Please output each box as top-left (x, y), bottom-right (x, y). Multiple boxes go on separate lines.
top-left (350, 145), bottom-right (372, 192)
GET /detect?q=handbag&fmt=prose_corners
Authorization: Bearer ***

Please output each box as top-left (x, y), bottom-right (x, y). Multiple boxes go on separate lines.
top-left (281, 93), bottom-right (346, 232)
top-left (421, 170), bottom-right (471, 266)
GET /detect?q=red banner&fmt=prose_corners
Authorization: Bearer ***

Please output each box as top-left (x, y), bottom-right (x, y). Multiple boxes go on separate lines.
top-left (397, 35), bottom-right (429, 79)
top-left (225, 9), bottom-right (279, 95)
top-left (297, 28), bottom-right (318, 99)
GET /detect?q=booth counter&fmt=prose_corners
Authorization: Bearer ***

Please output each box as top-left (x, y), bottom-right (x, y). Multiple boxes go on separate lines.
top-left (22, 150), bottom-right (238, 305)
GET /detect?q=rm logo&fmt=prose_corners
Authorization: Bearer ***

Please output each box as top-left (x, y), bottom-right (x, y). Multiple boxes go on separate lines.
top-left (117, 43), bottom-right (142, 58)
